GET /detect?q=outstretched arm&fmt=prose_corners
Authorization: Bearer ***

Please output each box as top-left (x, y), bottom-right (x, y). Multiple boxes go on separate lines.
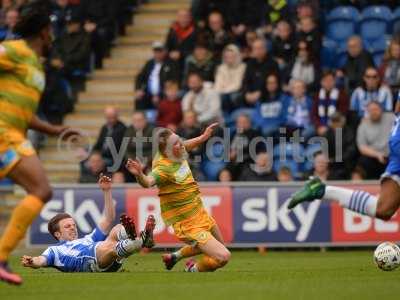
top-left (98, 174), bottom-right (115, 234)
top-left (29, 115), bottom-right (80, 137)
top-left (125, 159), bottom-right (156, 188)
top-left (183, 123), bottom-right (218, 152)
top-left (21, 255), bottom-right (47, 269)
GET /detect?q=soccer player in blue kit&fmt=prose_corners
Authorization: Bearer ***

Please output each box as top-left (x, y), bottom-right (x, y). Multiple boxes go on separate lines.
top-left (21, 175), bottom-right (155, 272)
top-left (288, 93), bottom-right (400, 221)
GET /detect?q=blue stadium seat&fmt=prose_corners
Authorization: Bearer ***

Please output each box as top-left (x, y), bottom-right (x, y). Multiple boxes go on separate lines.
top-left (393, 7), bottom-right (400, 34)
top-left (0, 27), bottom-right (7, 41)
top-left (302, 143), bottom-right (323, 172)
top-left (364, 37), bottom-right (389, 66)
top-left (321, 38), bottom-right (338, 69)
top-left (273, 143), bottom-right (304, 161)
top-left (145, 109), bottom-right (157, 124)
top-left (326, 6), bottom-right (360, 43)
top-left (360, 6), bottom-right (393, 42)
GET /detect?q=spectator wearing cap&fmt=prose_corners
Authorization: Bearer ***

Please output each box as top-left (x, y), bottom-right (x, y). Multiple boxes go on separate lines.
top-left (135, 41), bottom-right (180, 110)
top-left (350, 67), bottom-right (393, 118)
top-left (242, 38), bottom-right (280, 107)
top-left (356, 101), bottom-right (395, 179)
top-left (214, 44), bottom-right (246, 113)
top-left (182, 72), bottom-right (222, 126)
top-left (166, 9), bottom-right (197, 63)
top-left (324, 112), bottom-right (358, 180)
top-left (183, 43), bottom-right (216, 84)
top-left (338, 36), bottom-right (374, 92)
top-left (313, 71), bottom-right (348, 137)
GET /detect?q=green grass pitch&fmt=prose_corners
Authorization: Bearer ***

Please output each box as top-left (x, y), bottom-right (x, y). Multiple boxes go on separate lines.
top-left (1, 251), bottom-right (400, 300)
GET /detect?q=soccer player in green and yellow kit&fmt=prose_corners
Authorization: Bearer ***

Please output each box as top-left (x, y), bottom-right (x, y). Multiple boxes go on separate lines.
top-left (126, 123), bottom-right (231, 272)
top-left (0, 2), bottom-right (78, 285)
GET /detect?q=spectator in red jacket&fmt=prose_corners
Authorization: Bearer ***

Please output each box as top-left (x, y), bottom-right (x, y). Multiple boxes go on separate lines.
top-left (156, 81), bottom-right (183, 130)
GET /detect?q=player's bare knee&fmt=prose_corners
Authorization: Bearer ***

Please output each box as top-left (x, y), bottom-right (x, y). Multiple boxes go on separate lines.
top-left (36, 185), bottom-right (53, 203)
top-left (217, 249), bottom-right (231, 265)
top-left (376, 207), bottom-right (396, 221)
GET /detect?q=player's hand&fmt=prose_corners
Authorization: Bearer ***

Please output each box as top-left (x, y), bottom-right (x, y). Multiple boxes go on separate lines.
top-left (201, 123), bottom-right (219, 141)
top-left (126, 159), bottom-right (144, 176)
top-left (52, 125), bottom-right (81, 139)
top-left (21, 256), bottom-right (37, 268)
top-left (98, 174), bottom-right (112, 191)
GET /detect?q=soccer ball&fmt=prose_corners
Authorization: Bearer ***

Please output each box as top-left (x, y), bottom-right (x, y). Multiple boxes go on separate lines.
top-left (373, 242), bottom-right (400, 271)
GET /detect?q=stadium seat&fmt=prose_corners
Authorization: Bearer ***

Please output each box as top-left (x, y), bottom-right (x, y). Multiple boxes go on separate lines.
top-left (302, 143), bottom-right (323, 173)
top-left (393, 7), bottom-right (400, 34)
top-left (364, 37), bottom-right (389, 66)
top-left (201, 142), bottom-right (226, 181)
top-left (326, 6), bottom-right (360, 44)
top-left (145, 109), bottom-right (157, 124)
top-left (0, 27), bottom-right (7, 41)
top-left (321, 38), bottom-right (338, 69)
top-left (360, 6), bottom-right (393, 42)
top-left (273, 143), bottom-right (304, 161)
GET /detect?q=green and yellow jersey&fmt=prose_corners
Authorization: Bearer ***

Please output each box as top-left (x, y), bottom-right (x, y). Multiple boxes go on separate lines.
top-left (150, 152), bottom-right (203, 225)
top-left (0, 40), bottom-right (45, 136)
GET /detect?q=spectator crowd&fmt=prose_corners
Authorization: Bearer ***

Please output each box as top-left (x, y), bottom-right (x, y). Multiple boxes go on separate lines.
top-left (2, 0), bottom-right (400, 184)
top-left (89, 0), bottom-right (400, 183)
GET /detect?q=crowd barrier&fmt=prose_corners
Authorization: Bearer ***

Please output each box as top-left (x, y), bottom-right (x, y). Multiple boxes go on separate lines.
top-left (28, 183), bottom-right (400, 248)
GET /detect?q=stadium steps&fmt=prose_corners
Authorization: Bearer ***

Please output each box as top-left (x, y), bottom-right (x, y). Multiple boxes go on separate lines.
top-left (38, 0), bottom-right (189, 183)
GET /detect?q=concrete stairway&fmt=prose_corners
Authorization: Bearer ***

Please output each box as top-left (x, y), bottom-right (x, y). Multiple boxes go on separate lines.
top-left (40, 0), bottom-right (189, 183)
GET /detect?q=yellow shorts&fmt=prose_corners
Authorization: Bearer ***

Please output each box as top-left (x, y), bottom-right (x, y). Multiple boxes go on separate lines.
top-left (0, 130), bottom-right (36, 179)
top-left (172, 208), bottom-right (216, 246)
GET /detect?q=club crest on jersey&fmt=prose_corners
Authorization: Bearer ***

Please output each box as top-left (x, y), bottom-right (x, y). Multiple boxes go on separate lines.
top-left (174, 162), bottom-right (191, 182)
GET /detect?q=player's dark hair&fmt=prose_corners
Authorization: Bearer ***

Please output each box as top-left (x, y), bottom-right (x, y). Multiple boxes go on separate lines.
top-left (48, 213), bottom-right (73, 241)
top-left (14, 1), bottom-right (51, 38)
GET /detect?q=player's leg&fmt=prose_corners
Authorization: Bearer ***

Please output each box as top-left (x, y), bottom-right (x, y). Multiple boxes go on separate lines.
top-left (287, 177), bottom-right (400, 220)
top-left (375, 179), bottom-right (400, 220)
top-left (186, 235), bottom-right (231, 272)
top-left (162, 245), bottom-right (201, 270)
top-left (0, 155), bottom-right (52, 285)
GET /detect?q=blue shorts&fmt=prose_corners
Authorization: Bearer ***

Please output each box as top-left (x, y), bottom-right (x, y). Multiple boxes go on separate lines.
top-left (381, 157), bottom-right (400, 186)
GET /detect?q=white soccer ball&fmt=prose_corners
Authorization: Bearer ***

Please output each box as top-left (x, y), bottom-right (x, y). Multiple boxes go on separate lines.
top-left (373, 242), bottom-right (400, 271)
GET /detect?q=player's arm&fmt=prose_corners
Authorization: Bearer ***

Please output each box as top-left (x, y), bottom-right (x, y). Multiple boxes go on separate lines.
top-left (98, 174), bottom-right (115, 234)
top-left (21, 255), bottom-right (47, 269)
top-left (29, 115), bottom-right (80, 137)
top-left (125, 159), bottom-right (156, 188)
top-left (183, 123), bottom-right (219, 151)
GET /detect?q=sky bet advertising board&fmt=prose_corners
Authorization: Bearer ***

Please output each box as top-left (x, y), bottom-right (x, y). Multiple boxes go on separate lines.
top-left (29, 184), bottom-right (400, 247)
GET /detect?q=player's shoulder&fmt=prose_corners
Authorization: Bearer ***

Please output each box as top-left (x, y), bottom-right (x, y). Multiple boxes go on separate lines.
top-left (0, 40), bottom-right (34, 59)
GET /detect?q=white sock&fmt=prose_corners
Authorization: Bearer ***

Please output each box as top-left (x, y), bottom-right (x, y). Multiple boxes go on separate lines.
top-left (117, 227), bottom-right (128, 241)
top-left (116, 238), bottom-right (143, 258)
top-left (323, 186), bottom-right (377, 217)
top-left (172, 249), bottom-right (183, 260)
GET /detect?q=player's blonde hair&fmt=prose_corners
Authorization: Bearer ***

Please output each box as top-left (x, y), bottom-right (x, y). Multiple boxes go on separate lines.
top-left (157, 128), bottom-right (173, 154)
